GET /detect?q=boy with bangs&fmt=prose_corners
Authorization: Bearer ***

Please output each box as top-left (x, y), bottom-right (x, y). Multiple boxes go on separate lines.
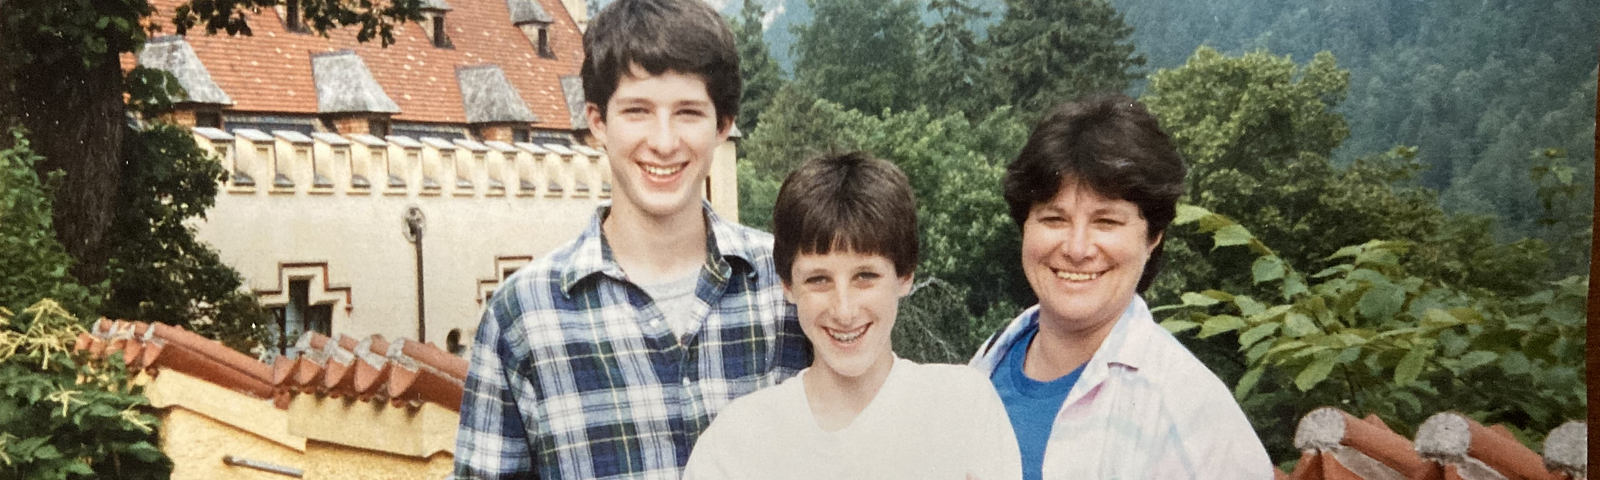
top-left (682, 152), bottom-right (1021, 480)
top-left (452, 0), bottom-right (810, 478)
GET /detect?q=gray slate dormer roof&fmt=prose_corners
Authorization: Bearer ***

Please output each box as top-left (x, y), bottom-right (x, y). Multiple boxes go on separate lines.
top-left (139, 36), bottom-right (233, 105)
top-left (506, 0), bottom-right (554, 24)
top-left (560, 75), bottom-right (588, 130)
top-left (456, 65), bottom-right (540, 124)
top-left (311, 50), bottom-right (402, 114)
top-left (422, 0), bottom-right (452, 10)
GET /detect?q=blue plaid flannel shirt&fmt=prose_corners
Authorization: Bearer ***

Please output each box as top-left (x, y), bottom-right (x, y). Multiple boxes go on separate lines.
top-left (453, 202), bottom-right (811, 480)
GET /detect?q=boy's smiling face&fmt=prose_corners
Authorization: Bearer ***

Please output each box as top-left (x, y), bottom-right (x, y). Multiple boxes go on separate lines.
top-left (587, 64), bottom-right (733, 220)
top-left (784, 250), bottom-right (911, 382)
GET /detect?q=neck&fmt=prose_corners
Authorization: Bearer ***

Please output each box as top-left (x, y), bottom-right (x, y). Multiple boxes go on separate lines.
top-left (602, 200), bottom-right (708, 285)
top-left (1024, 310), bottom-right (1119, 382)
top-left (802, 355), bottom-right (895, 432)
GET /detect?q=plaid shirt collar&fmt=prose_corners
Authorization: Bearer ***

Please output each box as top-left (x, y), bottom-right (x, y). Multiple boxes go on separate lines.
top-left (559, 200), bottom-right (753, 296)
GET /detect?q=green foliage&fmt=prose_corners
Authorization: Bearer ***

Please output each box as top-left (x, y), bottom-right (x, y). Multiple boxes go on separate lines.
top-left (728, 0), bottom-right (788, 134)
top-left (0, 300), bottom-right (171, 479)
top-left (171, 0), bottom-right (425, 47)
top-left (894, 278), bottom-right (1016, 364)
top-left (103, 123), bottom-right (273, 355)
top-left (0, 129), bottom-right (98, 319)
top-left (986, 0), bottom-right (1145, 116)
top-left (916, 0), bottom-right (996, 120)
top-left (790, 0), bottom-right (924, 115)
top-left (1158, 206), bottom-right (1587, 461)
top-left (0, 0), bottom-right (151, 70)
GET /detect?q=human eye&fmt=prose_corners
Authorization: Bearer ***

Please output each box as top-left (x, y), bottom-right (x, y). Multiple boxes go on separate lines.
top-left (676, 107), bottom-right (710, 119)
top-left (1094, 216), bottom-right (1126, 227)
top-left (803, 275), bottom-right (831, 287)
top-left (1036, 215), bottom-right (1067, 227)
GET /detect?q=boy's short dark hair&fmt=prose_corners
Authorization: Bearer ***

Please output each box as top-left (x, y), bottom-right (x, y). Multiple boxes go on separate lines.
top-left (774, 152), bottom-right (918, 284)
top-left (581, 0), bottom-right (741, 129)
top-left (1002, 93), bottom-right (1187, 293)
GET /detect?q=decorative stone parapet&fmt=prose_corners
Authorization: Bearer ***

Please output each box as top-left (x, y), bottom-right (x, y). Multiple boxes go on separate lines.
top-left (190, 129), bottom-right (608, 201)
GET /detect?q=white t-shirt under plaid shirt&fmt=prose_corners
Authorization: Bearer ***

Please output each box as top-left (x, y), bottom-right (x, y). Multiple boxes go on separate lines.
top-left (453, 202), bottom-right (811, 480)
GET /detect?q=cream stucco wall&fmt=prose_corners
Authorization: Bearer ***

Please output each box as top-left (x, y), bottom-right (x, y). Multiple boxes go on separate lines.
top-left (142, 369), bottom-right (305, 480)
top-left (162, 409), bottom-right (307, 480)
top-left (302, 443), bottom-right (454, 480)
top-left (191, 130), bottom-right (740, 351)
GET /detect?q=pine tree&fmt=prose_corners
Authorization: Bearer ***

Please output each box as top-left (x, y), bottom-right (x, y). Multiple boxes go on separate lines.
top-left (918, 0), bottom-right (994, 119)
top-left (986, 0), bottom-right (1145, 116)
top-left (790, 0), bottom-right (923, 115)
top-left (729, 0), bottom-right (786, 133)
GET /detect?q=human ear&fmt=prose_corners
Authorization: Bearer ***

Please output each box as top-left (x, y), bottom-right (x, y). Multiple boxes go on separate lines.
top-left (585, 103), bottom-right (608, 144)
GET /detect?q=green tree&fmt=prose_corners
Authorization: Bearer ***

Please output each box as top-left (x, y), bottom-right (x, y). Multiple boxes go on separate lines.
top-left (729, 0), bottom-right (787, 134)
top-left (0, 300), bottom-right (171, 480)
top-left (0, 0), bottom-right (424, 286)
top-left (1161, 206), bottom-right (1587, 464)
top-left (985, 0), bottom-right (1145, 116)
top-left (1142, 47), bottom-right (1575, 302)
top-left (0, 129), bottom-right (98, 320)
top-left (917, 0), bottom-right (995, 119)
top-left (102, 123), bottom-right (272, 353)
top-left (789, 0), bottom-right (923, 115)
top-left (0, 130), bottom-right (168, 479)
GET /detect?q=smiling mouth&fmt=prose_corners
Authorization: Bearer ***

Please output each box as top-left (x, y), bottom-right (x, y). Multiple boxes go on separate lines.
top-left (641, 162), bottom-right (686, 177)
top-left (1053, 269), bottom-right (1103, 281)
top-left (823, 323), bottom-right (869, 344)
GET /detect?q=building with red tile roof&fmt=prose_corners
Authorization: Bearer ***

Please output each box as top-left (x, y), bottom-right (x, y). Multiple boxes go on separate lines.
top-left (136, 0), bottom-right (589, 143)
top-left (79, 318), bottom-right (469, 479)
top-left (124, 0), bottom-right (745, 356)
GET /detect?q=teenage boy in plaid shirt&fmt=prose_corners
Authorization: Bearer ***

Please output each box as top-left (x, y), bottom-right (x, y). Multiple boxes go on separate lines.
top-left (451, 0), bottom-right (810, 478)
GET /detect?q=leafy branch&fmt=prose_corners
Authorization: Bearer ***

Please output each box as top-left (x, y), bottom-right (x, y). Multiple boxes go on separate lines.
top-left (1156, 205), bottom-right (1586, 447)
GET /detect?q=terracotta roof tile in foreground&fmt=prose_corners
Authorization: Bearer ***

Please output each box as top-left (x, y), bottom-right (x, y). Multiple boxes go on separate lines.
top-left (76, 320), bottom-right (468, 413)
top-left (1283, 407), bottom-right (1586, 480)
top-left (1293, 407), bottom-right (1437, 480)
top-left (1415, 412), bottom-right (1561, 480)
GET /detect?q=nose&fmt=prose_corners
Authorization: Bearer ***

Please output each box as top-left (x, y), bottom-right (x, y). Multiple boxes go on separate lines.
top-left (828, 284), bottom-right (854, 318)
top-left (1061, 225), bottom-right (1094, 262)
top-left (645, 112), bottom-right (678, 154)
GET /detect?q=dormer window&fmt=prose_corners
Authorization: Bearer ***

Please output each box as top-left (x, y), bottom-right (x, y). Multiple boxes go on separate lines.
top-left (429, 13), bottom-right (453, 48)
top-left (537, 26), bottom-right (554, 58)
top-left (420, 0), bottom-right (454, 49)
top-left (518, 22), bottom-right (556, 59)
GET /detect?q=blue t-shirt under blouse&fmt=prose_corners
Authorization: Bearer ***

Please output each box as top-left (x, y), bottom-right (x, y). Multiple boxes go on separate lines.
top-left (991, 322), bottom-right (1086, 480)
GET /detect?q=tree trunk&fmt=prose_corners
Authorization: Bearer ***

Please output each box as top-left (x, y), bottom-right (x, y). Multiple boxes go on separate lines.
top-left (8, 49), bottom-right (126, 286)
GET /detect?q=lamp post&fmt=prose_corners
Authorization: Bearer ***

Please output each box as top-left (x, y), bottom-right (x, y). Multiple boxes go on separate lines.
top-left (403, 206), bottom-right (426, 343)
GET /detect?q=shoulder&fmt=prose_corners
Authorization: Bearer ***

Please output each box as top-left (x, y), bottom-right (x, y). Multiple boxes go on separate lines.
top-left (476, 218), bottom-right (603, 343)
top-left (902, 361), bottom-right (993, 391)
top-left (1128, 319), bottom-right (1235, 405)
top-left (714, 221), bottom-right (777, 269)
top-left (1120, 319), bottom-right (1266, 457)
top-left (713, 373), bottom-right (801, 424)
top-left (891, 361), bottom-right (1005, 413)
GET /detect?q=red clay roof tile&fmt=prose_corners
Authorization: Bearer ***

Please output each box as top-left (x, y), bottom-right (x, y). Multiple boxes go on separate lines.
top-left (137, 0), bottom-right (585, 129)
top-left (84, 320), bottom-right (467, 412)
top-left (1417, 412), bottom-right (1559, 480)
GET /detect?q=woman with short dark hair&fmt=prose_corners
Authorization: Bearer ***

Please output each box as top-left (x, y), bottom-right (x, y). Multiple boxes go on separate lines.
top-left (971, 93), bottom-right (1273, 479)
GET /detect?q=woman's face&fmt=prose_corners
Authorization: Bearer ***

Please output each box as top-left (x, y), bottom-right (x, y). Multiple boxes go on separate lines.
top-left (1021, 180), bottom-right (1159, 338)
